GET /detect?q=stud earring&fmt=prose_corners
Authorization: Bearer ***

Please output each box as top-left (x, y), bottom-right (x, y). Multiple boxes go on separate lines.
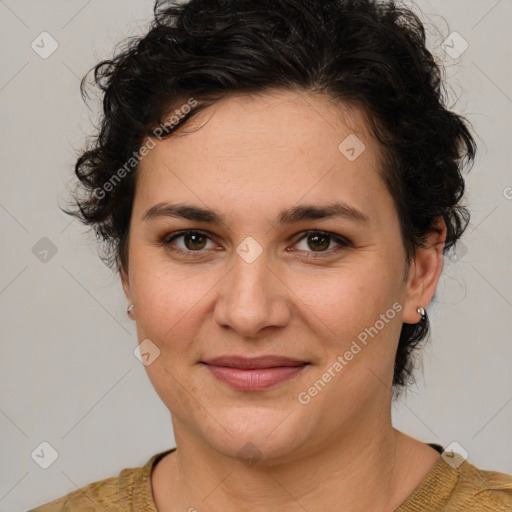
top-left (127, 304), bottom-right (134, 315)
top-left (417, 306), bottom-right (425, 318)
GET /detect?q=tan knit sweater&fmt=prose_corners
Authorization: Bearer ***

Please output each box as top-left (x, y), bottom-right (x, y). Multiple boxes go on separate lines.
top-left (28, 444), bottom-right (512, 511)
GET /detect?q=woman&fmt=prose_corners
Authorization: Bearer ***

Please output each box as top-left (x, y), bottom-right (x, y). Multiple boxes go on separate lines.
top-left (30, 0), bottom-right (512, 510)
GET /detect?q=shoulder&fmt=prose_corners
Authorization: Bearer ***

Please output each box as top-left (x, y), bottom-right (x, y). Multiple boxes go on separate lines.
top-left (390, 443), bottom-right (512, 512)
top-left (27, 450), bottom-right (172, 512)
top-left (453, 458), bottom-right (512, 510)
top-left (27, 473), bottom-right (126, 512)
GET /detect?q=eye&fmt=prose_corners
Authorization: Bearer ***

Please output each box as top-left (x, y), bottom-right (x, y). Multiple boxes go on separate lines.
top-left (291, 230), bottom-right (351, 259)
top-left (162, 230), bottom-right (217, 257)
top-left (161, 229), bottom-right (351, 259)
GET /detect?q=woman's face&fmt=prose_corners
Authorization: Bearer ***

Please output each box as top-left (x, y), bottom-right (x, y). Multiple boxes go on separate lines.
top-left (122, 90), bottom-right (428, 464)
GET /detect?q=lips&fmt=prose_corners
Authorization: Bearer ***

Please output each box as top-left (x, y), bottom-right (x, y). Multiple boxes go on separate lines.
top-left (201, 355), bottom-right (310, 390)
top-left (202, 355), bottom-right (307, 369)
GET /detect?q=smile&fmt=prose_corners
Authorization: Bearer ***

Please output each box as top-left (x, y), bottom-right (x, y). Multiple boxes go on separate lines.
top-left (203, 358), bottom-right (309, 391)
top-left (200, 361), bottom-right (309, 390)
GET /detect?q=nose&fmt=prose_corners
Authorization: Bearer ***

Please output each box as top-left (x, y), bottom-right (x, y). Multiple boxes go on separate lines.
top-left (213, 247), bottom-right (291, 338)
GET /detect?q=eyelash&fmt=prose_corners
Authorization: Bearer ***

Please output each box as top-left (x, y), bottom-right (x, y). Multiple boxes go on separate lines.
top-left (161, 229), bottom-right (351, 260)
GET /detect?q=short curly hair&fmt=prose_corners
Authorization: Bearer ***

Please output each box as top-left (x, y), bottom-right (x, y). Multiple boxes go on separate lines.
top-left (62, 0), bottom-right (476, 396)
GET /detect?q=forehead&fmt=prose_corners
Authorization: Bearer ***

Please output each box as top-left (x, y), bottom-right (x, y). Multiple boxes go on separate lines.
top-left (171, 90), bottom-right (374, 154)
top-left (134, 90), bottom-right (393, 228)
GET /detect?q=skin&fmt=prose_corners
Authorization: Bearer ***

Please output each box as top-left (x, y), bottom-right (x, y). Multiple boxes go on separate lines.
top-left (121, 89), bottom-right (445, 512)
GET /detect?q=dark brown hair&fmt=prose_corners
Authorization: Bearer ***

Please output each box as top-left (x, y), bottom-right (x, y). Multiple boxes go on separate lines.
top-left (61, 0), bottom-right (476, 396)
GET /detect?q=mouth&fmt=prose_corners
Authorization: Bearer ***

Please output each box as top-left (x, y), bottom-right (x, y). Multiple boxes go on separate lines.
top-left (200, 355), bottom-right (310, 391)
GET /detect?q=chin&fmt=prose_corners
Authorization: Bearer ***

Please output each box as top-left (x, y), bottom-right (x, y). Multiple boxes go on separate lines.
top-left (201, 407), bottom-right (311, 467)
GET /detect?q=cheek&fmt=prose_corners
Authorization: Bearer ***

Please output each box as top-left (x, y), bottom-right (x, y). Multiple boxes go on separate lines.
top-left (292, 265), bottom-right (400, 336)
top-left (130, 259), bottom-right (202, 350)
top-left (131, 265), bottom-right (209, 415)
top-left (295, 264), bottom-right (404, 391)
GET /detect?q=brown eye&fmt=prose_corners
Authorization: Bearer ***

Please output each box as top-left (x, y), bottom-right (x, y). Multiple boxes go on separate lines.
top-left (293, 230), bottom-right (351, 259)
top-left (306, 233), bottom-right (330, 251)
top-left (162, 229), bottom-right (350, 260)
top-left (182, 232), bottom-right (208, 250)
top-left (164, 230), bottom-right (214, 254)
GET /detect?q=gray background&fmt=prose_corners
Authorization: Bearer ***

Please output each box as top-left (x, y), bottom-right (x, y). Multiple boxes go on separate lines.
top-left (0, 0), bottom-right (511, 510)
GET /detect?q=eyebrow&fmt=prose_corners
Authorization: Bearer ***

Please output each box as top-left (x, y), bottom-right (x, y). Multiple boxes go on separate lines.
top-left (142, 201), bottom-right (369, 225)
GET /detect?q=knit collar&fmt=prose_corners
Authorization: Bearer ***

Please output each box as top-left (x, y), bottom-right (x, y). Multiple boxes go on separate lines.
top-left (133, 443), bottom-right (458, 512)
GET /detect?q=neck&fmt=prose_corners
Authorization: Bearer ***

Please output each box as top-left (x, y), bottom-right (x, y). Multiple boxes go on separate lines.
top-left (153, 420), bottom-right (424, 512)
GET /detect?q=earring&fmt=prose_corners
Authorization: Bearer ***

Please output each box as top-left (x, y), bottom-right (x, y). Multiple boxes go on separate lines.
top-left (417, 306), bottom-right (425, 318)
top-left (127, 304), bottom-right (134, 315)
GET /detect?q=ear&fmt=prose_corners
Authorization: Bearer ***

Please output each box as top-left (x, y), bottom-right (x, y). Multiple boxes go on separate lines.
top-left (402, 218), bottom-right (447, 324)
top-left (120, 266), bottom-right (131, 302)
